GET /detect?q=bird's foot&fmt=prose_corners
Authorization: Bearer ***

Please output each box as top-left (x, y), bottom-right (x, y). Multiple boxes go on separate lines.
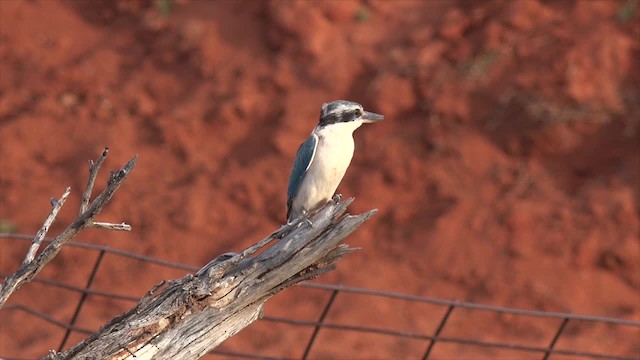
top-left (301, 210), bottom-right (313, 227)
top-left (332, 193), bottom-right (343, 203)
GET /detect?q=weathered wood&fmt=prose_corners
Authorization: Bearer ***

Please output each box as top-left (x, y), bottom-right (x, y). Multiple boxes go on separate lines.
top-left (47, 199), bottom-right (376, 360)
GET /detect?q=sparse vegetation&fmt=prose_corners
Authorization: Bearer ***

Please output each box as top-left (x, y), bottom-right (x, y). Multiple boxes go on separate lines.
top-left (157, 0), bottom-right (172, 17)
top-left (0, 220), bottom-right (17, 233)
top-left (355, 8), bottom-right (370, 23)
top-left (616, 0), bottom-right (637, 23)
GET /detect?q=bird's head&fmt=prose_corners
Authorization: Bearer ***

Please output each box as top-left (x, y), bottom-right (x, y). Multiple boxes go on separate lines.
top-left (317, 100), bottom-right (384, 130)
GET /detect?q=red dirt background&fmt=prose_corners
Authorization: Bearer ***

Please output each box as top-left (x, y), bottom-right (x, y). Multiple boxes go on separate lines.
top-left (1, 0), bottom-right (638, 359)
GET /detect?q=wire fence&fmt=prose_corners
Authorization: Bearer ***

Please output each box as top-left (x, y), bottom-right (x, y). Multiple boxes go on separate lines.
top-left (1, 233), bottom-right (639, 360)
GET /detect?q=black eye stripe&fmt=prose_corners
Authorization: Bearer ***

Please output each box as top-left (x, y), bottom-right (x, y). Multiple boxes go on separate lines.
top-left (341, 111), bottom-right (359, 123)
top-left (317, 105), bottom-right (364, 127)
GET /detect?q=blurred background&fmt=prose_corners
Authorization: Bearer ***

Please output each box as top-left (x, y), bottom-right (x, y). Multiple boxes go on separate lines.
top-left (0, 0), bottom-right (638, 359)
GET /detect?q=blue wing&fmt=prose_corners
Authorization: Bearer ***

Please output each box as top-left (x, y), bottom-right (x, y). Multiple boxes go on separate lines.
top-left (287, 134), bottom-right (318, 219)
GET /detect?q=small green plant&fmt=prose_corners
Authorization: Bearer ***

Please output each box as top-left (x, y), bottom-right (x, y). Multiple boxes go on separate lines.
top-left (157, 0), bottom-right (172, 18)
top-left (0, 220), bottom-right (18, 233)
top-left (355, 8), bottom-right (370, 23)
top-left (616, 0), bottom-right (637, 23)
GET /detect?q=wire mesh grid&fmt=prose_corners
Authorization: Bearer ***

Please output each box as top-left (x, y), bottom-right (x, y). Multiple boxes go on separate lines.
top-left (1, 233), bottom-right (639, 360)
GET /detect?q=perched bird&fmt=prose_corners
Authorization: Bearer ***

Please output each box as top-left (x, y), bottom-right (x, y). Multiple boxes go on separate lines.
top-left (286, 100), bottom-right (384, 223)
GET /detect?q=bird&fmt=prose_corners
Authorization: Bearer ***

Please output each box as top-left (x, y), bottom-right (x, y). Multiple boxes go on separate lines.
top-left (286, 100), bottom-right (384, 224)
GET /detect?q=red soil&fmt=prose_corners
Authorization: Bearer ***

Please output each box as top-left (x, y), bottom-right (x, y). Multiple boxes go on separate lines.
top-left (1, 0), bottom-right (638, 359)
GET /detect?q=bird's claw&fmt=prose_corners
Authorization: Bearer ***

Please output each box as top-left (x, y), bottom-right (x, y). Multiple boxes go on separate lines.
top-left (302, 210), bottom-right (313, 227)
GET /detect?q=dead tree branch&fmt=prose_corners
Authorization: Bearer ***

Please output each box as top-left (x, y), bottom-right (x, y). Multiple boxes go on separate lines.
top-left (46, 199), bottom-right (376, 360)
top-left (21, 187), bottom-right (71, 267)
top-left (0, 149), bottom-right (136, 308)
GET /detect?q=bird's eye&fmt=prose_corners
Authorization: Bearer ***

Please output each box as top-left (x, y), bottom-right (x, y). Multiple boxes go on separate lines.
top-left (354, 109), bottom-right (362, 117)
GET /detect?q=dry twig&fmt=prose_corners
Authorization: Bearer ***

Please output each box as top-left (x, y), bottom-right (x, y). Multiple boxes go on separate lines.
top-left (0, 148), bottom-right (136, 308)
top-left (21, 187), bottom-right (71, 267)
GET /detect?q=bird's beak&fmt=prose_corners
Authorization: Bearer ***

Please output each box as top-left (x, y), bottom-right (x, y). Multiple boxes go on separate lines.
top-left (362, 111), bottom-right (384, 123)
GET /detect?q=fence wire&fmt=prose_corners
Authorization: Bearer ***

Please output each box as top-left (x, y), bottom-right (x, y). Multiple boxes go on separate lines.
top-left (1, 233), bottom-right (639, 360)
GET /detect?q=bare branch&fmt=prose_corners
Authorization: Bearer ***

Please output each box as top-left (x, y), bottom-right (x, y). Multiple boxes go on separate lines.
top-left (79, 147), bottom-right (109, 215)
top-left (90, 222), bottom-right (132, 232)
top-left (21, 187), bottom-right (71, 266)
top-left (46, 199), bottom-right (376, 360)
top-left (0, 152), bottom-right (137, 308)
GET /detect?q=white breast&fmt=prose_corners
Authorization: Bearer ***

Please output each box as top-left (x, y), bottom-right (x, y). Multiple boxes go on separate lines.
top-left (290, 121), bottom-right (363, 219)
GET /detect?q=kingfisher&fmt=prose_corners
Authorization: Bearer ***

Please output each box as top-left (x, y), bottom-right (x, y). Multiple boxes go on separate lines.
top-left (286, 100), bottom-right (384, 224)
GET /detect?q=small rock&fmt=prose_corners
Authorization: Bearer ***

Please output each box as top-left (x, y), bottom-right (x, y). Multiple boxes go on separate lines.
top-left (417, 41), bottom-right (447, 69)
top-left (440, 8), bottom-right (470, 41)
top-left (60, 92), bottom-right (78, 108)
